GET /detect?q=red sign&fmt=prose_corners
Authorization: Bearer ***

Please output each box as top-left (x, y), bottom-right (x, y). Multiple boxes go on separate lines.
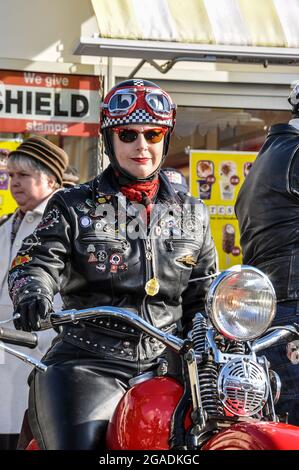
top-left (0, 70), bottom-right (100, 136)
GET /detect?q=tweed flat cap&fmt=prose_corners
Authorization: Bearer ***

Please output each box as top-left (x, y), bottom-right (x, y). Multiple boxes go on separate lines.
top-left (9, 135), bottom-right (69, 185)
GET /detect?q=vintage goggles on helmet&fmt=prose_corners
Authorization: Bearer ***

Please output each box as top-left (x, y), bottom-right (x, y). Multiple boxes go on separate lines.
top-left (103, 87), bottom-right (175, 120)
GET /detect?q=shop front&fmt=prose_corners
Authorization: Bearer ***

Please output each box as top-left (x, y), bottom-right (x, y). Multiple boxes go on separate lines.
top-left (0, 69), bottom-right (100, 216)
top-left (147, 81), bottom-right (291, 269)
top-left (73, 0), bottom-right (297, 268)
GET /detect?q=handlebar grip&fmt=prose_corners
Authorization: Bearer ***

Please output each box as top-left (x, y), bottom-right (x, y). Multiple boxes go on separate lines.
top-left (0, 327), bottom-right (38, 349)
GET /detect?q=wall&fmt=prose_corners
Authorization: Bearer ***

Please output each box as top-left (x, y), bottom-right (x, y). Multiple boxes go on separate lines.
top-left (0, 0), bottom-right (99, 74)
top-left (0, 0), bottom-right (298, 91)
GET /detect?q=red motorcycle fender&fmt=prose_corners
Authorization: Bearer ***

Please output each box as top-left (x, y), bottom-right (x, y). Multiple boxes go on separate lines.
top-left (202, 422), bottom-right (299, 450)
top-left (106, 376), bottom-right (187, 450)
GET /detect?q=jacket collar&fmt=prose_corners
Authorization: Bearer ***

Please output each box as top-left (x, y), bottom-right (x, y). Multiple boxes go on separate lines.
top-left (92, 165), bottom-right (181, 204)
top-left (268, 123), bottom-right (299, 137)
top-left (92, 165), bottom-right (120, 197)
top-left (157, 170), bottom-right (182, 204)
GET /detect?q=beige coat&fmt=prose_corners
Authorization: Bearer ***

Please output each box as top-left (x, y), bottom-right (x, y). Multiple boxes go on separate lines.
top-left (0, 194), bottom-right (61, 434)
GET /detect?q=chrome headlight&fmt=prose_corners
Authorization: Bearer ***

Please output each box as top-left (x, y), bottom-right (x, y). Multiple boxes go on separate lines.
top-left (206, 265), bottom-right (276, 341)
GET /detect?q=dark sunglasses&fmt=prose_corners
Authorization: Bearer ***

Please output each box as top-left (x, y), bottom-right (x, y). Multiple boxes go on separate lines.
top-left (112, 127), bottom-right (168, 144)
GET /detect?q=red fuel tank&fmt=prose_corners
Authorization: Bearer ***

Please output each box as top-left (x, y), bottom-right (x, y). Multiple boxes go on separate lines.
top-left (106, 376), bottom-right (185, 450)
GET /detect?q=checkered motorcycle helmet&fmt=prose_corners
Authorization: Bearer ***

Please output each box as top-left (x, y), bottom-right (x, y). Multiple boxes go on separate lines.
top-left (100, 79), bottom-right (176, 131)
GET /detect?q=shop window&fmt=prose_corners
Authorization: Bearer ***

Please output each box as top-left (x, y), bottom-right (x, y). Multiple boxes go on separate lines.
top-left (165, 107), bottom-right (291, 180)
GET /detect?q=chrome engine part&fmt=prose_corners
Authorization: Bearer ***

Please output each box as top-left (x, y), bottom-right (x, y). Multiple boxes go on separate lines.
top-left (217, 357), bottom-right (269, 416)
top-left (192, 313), bottom-right (223, 416)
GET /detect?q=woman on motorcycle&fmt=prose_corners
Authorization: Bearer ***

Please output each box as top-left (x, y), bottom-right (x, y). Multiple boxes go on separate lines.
top-left (8, 79), bottom-right (217, 450)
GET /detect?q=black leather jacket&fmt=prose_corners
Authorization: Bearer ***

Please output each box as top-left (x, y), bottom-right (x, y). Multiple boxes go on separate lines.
top-left (235, 123), bottom-right (299, 302)
top-left (9, 167), bottom-right (216, 360)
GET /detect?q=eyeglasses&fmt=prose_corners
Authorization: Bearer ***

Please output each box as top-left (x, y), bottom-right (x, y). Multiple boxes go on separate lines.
top-left (112, 127), bottom-right (168, 144)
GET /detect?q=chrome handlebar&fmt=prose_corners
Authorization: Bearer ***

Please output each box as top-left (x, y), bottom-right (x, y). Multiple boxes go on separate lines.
top-left (2, 306), bottom-right (299, 374)
top-left (50, 306), bottom-right (185, 353)
top-left (252, 325), bottom-right (299, 353)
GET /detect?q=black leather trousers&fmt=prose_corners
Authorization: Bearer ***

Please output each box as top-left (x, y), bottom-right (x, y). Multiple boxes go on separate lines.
top-left (27, 336), bottom-right (178, 450)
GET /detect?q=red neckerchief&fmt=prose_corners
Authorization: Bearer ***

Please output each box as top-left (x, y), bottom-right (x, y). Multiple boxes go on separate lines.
top-left (120, 178), bottom-right (159, 222)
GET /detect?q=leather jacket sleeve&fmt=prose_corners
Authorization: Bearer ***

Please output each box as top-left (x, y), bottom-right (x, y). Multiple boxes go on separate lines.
top-left (9, 193), bottom-right (71, 310)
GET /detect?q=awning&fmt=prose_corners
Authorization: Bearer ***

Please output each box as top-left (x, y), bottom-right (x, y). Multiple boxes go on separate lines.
top-left (74, 0), bottom-right (299, 69)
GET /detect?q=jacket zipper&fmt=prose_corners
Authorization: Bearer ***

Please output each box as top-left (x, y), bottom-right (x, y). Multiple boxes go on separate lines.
top-left (141, 237), bottom-right (154, 324)
top-left (81, 237), bottom-right (129, 251)
top-left (165, 238), bottom-right (201, 252)
top-left (141, 205), bottom-right (170, 320)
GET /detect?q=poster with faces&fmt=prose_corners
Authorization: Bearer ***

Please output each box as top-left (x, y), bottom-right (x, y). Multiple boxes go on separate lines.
top-left (190, 150), bottom-right (257, 270)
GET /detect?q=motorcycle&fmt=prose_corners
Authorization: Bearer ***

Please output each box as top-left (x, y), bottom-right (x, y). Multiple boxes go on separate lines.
top-left (1, 265), bottom-right (299, 450)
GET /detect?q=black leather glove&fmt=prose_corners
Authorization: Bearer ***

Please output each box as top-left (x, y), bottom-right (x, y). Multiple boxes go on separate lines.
top-left (14, 296), bottom-right (52, 332)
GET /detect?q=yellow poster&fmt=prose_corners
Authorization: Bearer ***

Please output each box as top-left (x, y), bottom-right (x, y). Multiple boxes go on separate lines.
top-left (0, 140), bottom-right (21, 217)
top-left (190, 150), bottom-right (257, 270)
